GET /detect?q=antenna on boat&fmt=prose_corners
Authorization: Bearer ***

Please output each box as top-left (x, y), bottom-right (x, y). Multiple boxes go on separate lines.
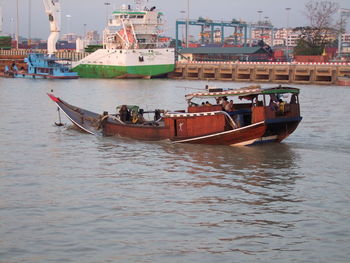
top-left (43, 0), bottom-right (61, 55)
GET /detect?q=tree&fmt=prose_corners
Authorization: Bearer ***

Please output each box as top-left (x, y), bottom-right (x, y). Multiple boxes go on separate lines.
top-left (294, 1), bottom-right (339, 55)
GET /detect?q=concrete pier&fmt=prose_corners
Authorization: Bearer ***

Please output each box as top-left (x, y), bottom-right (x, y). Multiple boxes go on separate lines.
top-left (1, 49), bottom-right (349, 85)
top-left (168, 61), bottom-right (350, 85)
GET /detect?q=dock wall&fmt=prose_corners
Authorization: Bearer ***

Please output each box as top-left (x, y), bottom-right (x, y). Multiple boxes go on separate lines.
top-left (1, 50), bottom-right (349, 85)
top-left (168, 61), bottom-right (350, 85)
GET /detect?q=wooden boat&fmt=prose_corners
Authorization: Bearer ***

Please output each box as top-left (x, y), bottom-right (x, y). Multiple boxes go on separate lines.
top-left (337, 75), bottom-right (350, 86)
top-left (48, 85), bottom-right (302, 146)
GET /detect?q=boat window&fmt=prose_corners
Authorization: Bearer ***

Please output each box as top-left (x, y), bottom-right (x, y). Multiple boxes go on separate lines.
top-left (129, 15), bottom-right (136, 18)
top-left (137, 15), bottom-right (144, 18)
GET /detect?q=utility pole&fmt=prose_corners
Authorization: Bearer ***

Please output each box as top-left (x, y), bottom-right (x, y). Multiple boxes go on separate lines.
top-left (28, 0), bottom-right (31, 48)
top-left (285, 8), bottom-right (291, 62)
top-left (0, 6), bottom-right (2, 33)
top-left (186, 0), bottom-right (189, 48)
top-left (257, 10), bottom-right (263, 40)
top-left (16, 0), bottom-right (19, 49)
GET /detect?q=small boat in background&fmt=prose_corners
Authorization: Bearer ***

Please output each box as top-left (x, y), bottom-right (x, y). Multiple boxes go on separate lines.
top-left (48, 85), bottom-right (302, 146)
top-left (4, 53), bottom-right (78, 79)
top-left (337, 75), bottom-right (350, 86)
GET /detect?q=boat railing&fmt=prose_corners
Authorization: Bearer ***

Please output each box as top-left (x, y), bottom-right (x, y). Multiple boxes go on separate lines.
top-left (165, 110), bottom-right (238, 129)
top-left (188, 104), bottom-right (222, 113)
top-left (263, 103), bottom-right (300, 120)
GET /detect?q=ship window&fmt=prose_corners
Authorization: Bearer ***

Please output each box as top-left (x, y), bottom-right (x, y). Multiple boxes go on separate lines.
top-left (130, 15), bottom-right (136, 18)
top-left (137, 15), bottom-right (144, 18)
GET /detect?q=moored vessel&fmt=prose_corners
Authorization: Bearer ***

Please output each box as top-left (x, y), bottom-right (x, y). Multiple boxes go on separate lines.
top-left (337, 75), bottom-right (350, 86)
top-left (48, 85), bottom-right (302, 146)
top-left (72, 0), bottom-right (175, 79)
top-left (4, 53), bottom-right (78, 79)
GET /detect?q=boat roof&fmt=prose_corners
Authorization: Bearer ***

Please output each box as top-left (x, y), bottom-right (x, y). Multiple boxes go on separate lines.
top-left (28, 53), bottom-right (72, 61)
top-left (185, 86), bottom-right (300, 100)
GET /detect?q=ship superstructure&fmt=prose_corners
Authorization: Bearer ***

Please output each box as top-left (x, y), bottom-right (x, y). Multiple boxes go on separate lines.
top-left (73, 0), bottom-right (174, 79)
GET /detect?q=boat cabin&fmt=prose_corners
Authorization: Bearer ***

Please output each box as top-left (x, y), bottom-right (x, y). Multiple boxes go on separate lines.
top-left (154, 85), bottom-right (301, 142)
top-left (108, 85), bottom-right (301, 141)
top-left (184, 85), bottom-right (300, 128)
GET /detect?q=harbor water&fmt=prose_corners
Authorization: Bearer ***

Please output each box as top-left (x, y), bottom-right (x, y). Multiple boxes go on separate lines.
top-left (0, 78), bottom-right (349, 263)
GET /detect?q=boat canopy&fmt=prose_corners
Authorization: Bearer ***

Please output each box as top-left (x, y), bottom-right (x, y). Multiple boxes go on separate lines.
top-left (116, 105), bottom-right (139, 112)
top-left (185, 85), bottom-right (300, 101)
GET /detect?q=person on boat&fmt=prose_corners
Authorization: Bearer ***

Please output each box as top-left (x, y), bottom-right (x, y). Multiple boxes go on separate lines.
top-left (221, 97), bottom-right (229, 109)
top-left (4, 65), bottom-right (9, 75)
top-left (11, 62), bottom-right (18, 73)
top-left (225, 100), bottom-right (235, 112)
top-left (131, 111), bottom-right (139, 124)
top-left (290, 94), bottom-right (297, 104)
top-left (277, 99), bottom-right (286, 114)
top-left (269, 94), bottom-right (279, 111)
top-left (119, 105), bottom-right (130, 122)
top-left (205, 101), bottom-right (212, 106)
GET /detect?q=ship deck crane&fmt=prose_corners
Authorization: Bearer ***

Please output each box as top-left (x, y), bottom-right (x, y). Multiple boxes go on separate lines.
top-left (43, 0), bottom-right (61, 55)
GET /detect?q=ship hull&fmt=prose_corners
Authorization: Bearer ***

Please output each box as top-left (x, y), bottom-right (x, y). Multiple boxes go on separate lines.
top-left (13, 72), bottom-right (79, 79)
top-left (73, 63), bottom-right (174, 79)
top-left (72, 48), bottom-right (175, 79)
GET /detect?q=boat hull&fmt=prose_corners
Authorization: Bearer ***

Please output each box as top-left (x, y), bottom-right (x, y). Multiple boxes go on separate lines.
top-left (172, 117), bottom-right (302, 146)
top-left (14, 72), bottom-right (79, 79)
top-left (103, 119), bottom-right (170, 140)
top-left (73, 63), bottom-right (175, 79)
top-left (72, 48), bottom-right (175, 79)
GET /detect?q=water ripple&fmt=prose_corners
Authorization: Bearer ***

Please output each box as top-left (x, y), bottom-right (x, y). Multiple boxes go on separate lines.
top-left (1, 80), bottom-right (350, 262)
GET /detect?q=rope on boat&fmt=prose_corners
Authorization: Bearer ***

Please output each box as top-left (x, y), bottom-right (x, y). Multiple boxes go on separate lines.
top-left (109, 115), bottom-right (126, 125)
top-left (96, 115), bottom-right (110, 130)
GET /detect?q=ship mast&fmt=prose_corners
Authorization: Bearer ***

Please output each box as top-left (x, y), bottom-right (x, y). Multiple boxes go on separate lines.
top-left (135, 0), bottom-right (147, 11)
top-left (42, 0), bottom-right (61, 55)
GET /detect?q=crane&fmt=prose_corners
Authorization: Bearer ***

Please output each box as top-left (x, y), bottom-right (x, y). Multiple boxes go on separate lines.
top-left (43, 0), bottom-right (61, 55)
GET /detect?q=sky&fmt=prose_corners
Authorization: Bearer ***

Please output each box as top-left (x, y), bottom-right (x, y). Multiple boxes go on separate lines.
top-left (1, 0), bottom-right (350, 40)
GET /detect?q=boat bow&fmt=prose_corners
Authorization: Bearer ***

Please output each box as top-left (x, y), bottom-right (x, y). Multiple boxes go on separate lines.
top-left (47, 93), bottom-right (103, 135)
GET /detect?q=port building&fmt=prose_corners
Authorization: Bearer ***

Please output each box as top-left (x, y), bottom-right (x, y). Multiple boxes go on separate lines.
top-left (179, 47), bottom-right (272, 62)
